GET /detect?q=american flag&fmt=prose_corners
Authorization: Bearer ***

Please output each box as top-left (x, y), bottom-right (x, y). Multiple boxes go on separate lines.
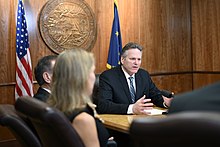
top-left (15, 0), bottom-right (33, 99)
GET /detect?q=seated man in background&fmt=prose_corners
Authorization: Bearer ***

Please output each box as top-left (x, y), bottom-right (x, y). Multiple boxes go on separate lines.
top-left (168, 81), bottom-right (220, 114)
top-left (33, 55), bottom-right (57, 102)
top-left (97, 42), bottom-right (173, 115)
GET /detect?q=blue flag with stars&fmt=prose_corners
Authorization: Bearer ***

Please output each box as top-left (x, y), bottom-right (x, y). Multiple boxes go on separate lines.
top-left (106, 0), bottom-right (122, 69)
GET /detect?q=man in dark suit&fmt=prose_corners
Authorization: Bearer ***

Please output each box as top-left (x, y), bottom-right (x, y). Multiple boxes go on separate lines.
top-left (97, 42), bottom-right (172, 114)
top-left (34, 55), bottom-right (57, 102)
top-left (168, 81), bottom-right (220, 114)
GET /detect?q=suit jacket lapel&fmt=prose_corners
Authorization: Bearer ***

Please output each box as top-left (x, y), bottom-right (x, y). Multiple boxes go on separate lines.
top-left (135, 71), bottom-right (143, 100)
top-left (118, 67), bottom-right (134, 103)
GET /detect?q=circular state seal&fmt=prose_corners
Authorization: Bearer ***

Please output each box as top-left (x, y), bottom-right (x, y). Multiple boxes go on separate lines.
top-left (39, 0), bottom-right (97, 54)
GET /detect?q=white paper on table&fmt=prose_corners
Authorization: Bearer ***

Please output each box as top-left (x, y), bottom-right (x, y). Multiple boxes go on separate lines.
top-left (144, 108), bottom-right (167, 115)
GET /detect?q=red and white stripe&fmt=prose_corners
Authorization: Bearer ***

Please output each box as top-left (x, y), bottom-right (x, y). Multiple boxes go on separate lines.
top-left (15, 49), bottom-right (33, 99)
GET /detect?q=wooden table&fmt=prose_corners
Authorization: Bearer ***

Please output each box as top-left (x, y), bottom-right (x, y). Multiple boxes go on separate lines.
top-left (99, 108), bottom-right (167, 134)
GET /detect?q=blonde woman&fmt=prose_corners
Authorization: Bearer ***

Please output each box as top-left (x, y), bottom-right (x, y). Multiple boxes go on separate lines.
top-left (47, 49), bottom-right (109, 147)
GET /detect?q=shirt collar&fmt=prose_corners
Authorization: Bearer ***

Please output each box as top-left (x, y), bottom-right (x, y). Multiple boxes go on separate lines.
top-left (121, 66), bottom-right (135, 79)
top-left (42, 87), bottom-right (51, 94)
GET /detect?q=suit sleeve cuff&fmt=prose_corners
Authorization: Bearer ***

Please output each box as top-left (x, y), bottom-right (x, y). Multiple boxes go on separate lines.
top-left (127, 104), bottom-right (134, 114)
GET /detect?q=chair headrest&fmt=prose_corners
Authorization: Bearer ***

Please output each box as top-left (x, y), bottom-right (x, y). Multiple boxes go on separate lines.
top-left (15, 96), bottom-right (85, 147)
top-left (130, 111), bottom-right (220, 142)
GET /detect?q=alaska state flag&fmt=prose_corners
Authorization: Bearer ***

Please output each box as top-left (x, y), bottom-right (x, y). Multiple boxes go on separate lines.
top-left (106, 0), bottom-right (122, 69)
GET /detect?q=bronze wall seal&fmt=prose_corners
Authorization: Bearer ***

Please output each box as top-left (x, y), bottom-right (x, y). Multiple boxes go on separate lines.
top-left (38, 0), bottom-right (97, 54)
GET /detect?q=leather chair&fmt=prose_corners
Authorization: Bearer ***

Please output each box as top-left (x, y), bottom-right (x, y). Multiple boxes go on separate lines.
top-left (15, 96), bottom-right (85, 147)
top-left (130, 111), bottom-right (220, 147)
top-left (92, 73), bottom-right (100, 105)
top-left (0, 104), bottom-right (42, 147)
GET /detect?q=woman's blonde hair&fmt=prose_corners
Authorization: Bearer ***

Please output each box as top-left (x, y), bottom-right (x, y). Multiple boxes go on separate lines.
top-left (47, 49), bottom-right (95, 113)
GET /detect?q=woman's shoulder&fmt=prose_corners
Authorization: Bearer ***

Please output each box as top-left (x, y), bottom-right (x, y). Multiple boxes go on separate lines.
top-left (73, 112), bottom-right (95, 126)
top-left (75, 112), bottom-right (94, 121)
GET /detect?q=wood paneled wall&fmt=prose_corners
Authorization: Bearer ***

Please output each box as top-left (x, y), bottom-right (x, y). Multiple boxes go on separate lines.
top-left (0, 0), bottom-right (191, 105)
top-left (1, 0), bottom-right (220, 144)
top-left (1, 0), bottom-right (220, 104)
top-left (0, 0), bottom-right (220, 102)
top-left (191, 0), bottom-right (220, 88)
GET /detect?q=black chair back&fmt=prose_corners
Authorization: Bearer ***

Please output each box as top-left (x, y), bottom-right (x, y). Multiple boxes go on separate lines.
top-left (0, 104), bottom-right (42, 147)
top-left (15, 96), bottom-right (85, 147)
top-left (130, 111), bottom-right (220, 147)
top-left (92, 74), bottom-right (100, 105)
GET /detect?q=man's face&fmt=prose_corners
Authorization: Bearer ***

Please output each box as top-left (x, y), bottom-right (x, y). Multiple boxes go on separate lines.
top-left (121, 48), bottom-right (142, 75)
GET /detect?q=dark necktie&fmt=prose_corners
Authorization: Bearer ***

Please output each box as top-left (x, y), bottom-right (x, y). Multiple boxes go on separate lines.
top-left (129, 77), bottom-right (136, 103)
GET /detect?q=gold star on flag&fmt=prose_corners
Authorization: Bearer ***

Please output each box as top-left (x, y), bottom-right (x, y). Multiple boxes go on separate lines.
top-left (115, 31), bottom-right (119, 36)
